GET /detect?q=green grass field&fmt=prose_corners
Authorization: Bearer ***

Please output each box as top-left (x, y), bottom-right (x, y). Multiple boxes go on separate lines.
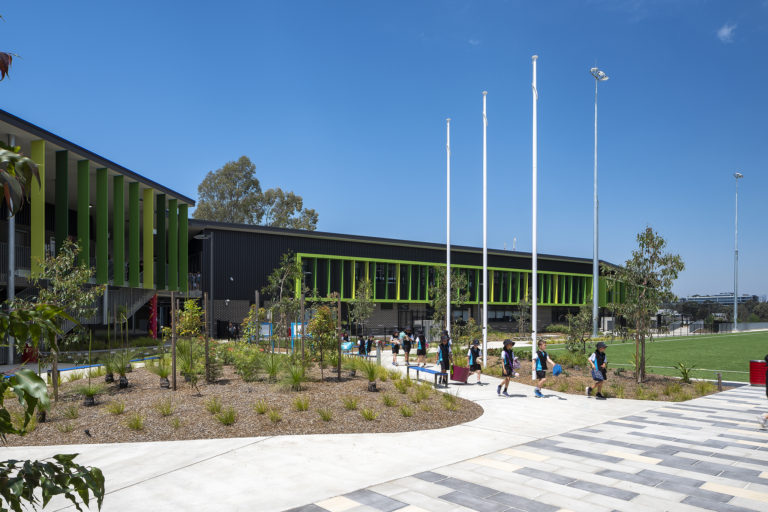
top-left (545, 331), bottom-right (768, 382)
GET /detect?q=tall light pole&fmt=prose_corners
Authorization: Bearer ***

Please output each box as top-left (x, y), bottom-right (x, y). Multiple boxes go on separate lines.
top-left (446, 118), bottom-right (451, 338)
top-left (733, 172), bottom-right (743, 332)
top-left (590, 66), bottom-right (608, 337)
top-left (482, 91), bottom-right (488, 367)
top-left (531, 55), bottom-right (538, 379)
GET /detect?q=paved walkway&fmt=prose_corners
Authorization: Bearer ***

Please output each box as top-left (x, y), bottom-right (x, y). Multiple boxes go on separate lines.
top-left (3, 371), bottom-right (766, 511)
top-left (289, 385), bottom-right (768, 512)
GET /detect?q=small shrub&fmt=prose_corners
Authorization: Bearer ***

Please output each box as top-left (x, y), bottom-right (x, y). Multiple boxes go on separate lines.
top-left (419, 403), bottom-right (432, 412)
top-left (410, 385), bottom-right (431, 404)
top-left (88, 366), bottom-right (106, 378)
top-left (400, 405), bottom-right (413, 417)
top-left (11, 411), bottom-right (37, 432)
top-left (360, 360), bottom-right (380, 383)
top-left (360, 408), bottom-right (379, 421)
top-left (126, 412), bottom-right (144, 431)
top-left (382, 394), bottom-right (397, 407)
top-left (205, 396), bottom-right (222, 415)
top-left (66, 370), bottom-right (85, 383)
top-left (613, 367), bottom-right (626, 377)
top-left (155, 398), bottom-right (175, 417)
top-left (63, 404), bottom-right (79, 420)
top-left (56, 422), bottom-right (74, 433)
top-left (76, 383), bottom-right (104, 399)
top-left (233, 346), bottom-right (262, 382)
top-left (254, 400), bottom-right (269, 414)
top-left (663, 382), bottom-right (683, 396)
top-left (694, 381), bottom-right (716, 396)
top-left (343, 396), bottom-right (359, 410)
top-left (317, 408), bottom-right (333, 422)
top-left (609, 383), bottom-right (625, 399)
top-left (284, 362), bottom-right (306, 391)
top-left (556, 381), bottom-right (569, 392)
top-left (268, 409), bottom-right (282, 423)
top-left (216, 407), bottom-right (238, 426)
top-left (674, 361), bottom-right (697, 384)
top-left (293, 396), bottom-right (310, 412)
top-left (394, 379), bottom-right (409, 394)
top-left (387, 369), bottom-right (401, 381)
top-left (106, 401), bottom-right (125, 415)
top-left (171, 417), bottom-right (181, 430)
top-left (263, 354), bottom-right (283, 382)
top-left (672, 391), bottom-right (692, 402)
top-left (634, 386), bottom-right (649, 400)
top-left (442, 391), bottom-right (459, 409)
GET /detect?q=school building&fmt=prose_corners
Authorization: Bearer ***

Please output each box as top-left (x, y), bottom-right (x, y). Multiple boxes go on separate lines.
top-left (2, 109), bottom-right (620, 361)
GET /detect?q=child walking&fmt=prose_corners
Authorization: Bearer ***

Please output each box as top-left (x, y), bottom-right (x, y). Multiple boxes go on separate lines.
top-left (498, 339), bottom-right (518, 396)
top-left (391, 330), bottom-right (400, 366)
top-left (437, 335), bottom-right (452, 386)
top-left (416, 331), bottom-right (428, 367)
top-left (533, 339), bottom-right (555, 398)
top-left (586, 342), bottom-right (608, 400)
top-left (468, 339), bottom-right (483, 384)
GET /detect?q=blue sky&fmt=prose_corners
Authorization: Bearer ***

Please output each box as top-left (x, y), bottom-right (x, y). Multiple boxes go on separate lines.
top-left (2, 1), bottom-right (766, 297)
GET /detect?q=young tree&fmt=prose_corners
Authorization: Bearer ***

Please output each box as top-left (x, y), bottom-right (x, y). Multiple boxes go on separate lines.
top-left (517, 291), bottom-right (531, 336)
top-left (26, 240), bottom-right (105, 401)
top-left (348, 280), bottom-right (374, 335)
top-left (565, 304), bottom-right (592, 354)
top-left (428, 266), bottom-right (469, 336)
top-left (193, 156), bottom-right (318, 230)
top-left (610, 227), bottom-right (684, 383)
top-left (306, 305), bottom-right (337, 381)
top-left (262, 252), bottom-right (304, 353)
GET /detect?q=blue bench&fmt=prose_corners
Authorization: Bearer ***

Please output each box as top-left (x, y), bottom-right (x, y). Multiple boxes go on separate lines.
top-left (406, 365), bottom-right (448, 388)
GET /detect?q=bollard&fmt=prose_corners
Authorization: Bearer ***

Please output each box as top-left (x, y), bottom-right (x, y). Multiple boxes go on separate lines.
top-left (716, 372), bottom-right (722, 392)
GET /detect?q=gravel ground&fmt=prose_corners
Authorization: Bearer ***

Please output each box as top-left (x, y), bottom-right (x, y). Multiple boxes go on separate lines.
top-left (6, 365), bottom-right (482, 447)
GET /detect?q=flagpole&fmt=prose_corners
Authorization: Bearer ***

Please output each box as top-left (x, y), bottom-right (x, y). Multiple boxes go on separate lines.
top-left (531, 55), bottom-right (538, 380)
top-left (482, 91), bottom-right (488, 367)
top-left (446, 118), bottom-right (451, 338)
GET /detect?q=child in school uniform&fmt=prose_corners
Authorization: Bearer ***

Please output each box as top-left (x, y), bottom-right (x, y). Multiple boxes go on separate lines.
top-left (366, 335), bottom-right (374, 356)
top-left (532, 339), bottom-right (556, 398)
top-left (357, 336), bottom-right (366, 356)
top-left (436, 335), bottom-right (452, 386)
top-left (416, 331), bottom-right (428, 367)
top-left (498, 339), bottom-right (519, 396)
top-left (468, 339), bottom-right (483, 384)
top-left (586, 341), bottom-right (608, 400)
top-left (391, 330), bottom-right (400, 366)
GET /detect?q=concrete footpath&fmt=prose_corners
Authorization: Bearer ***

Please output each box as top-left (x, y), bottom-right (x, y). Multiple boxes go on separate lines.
top-left (3, 372), bottom-right (766, 511)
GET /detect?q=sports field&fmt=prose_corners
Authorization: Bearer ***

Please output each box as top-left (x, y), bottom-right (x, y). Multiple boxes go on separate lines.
top-left (546, 330), bottom-right (768, 382)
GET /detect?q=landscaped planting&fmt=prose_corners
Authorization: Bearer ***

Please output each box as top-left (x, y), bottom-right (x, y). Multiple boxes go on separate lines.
top-left (3, 343), bottom-right (481, 446)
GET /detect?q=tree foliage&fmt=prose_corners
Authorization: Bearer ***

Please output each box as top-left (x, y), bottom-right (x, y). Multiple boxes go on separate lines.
top-left (306, 305), bottom-right (338, 381)
top-left (348, 280), bottom-right (374, 335)
top-left (193, 156), bottom-right (318, 230)
top-left (0, 142), bottom-right (40, 216)
top-left (262, 252), bottom-right (304, 351)
top-left (609, 227), bottom-right (684, 383)
top-left (428, 266), bottom-right (469, 335)
top-left (565, 304), bottom-right (592, 354)
top-left (0, 308), bottom-right (104, 512)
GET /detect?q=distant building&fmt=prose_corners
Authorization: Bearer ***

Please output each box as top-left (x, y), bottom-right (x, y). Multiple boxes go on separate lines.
top-left (683, 293), bottom-right (758, 305)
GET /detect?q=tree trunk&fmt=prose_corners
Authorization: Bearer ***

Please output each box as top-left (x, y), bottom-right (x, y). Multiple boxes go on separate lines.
top-left (52, 350), bottom-right (59, 402)
top-left (635, 332), bottom-right (641, 384)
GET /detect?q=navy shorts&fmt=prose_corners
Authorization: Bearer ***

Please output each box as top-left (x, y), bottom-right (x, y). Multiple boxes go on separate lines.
top-left (536, 370), bottom-right (546, 379)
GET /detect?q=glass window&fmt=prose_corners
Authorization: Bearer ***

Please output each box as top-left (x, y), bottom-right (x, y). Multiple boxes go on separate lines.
top-left (302, 258), bottom-right (314, 296)
top-left (343, 259), bottom-right (353, 299)
top-left (387, 263), bottom-right (397, 300)
top-left (375, 263), bottom-right (386, 300)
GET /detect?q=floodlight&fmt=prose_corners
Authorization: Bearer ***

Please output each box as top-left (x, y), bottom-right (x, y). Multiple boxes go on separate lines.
top-left (591, 67), bottom-right (609, 81)
top-left (734, 172), bottom-right (743, 179)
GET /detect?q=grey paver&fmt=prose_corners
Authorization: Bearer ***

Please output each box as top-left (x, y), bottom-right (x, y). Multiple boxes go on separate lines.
top-left (567, 480), bottom-right (637, 501)
top-left (413, 471), bottom-right (449, 483)
top-left (515, 467), bottom-right (576, 486)
top-left (437, 477), bottom-right (500, 498)
top-left (284, 505), bottom-right (329, 512)
top-left (344, 490), bottom-right (408, 512)
top-left (438, 491), bottom-right (509, 512)
top-left (486, 491), bottom-right (559, 512)
top-left (682, 496), bottom-right (761, 512)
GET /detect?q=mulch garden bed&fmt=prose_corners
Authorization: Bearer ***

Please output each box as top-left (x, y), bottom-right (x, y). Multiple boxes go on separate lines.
top-left (5, 364), bottom-right (482, 447)
top-left (482, 353), bottom-right (732, 401)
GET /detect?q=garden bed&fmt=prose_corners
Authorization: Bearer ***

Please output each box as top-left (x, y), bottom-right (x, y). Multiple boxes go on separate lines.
top-left (482, 352), bottom-right (732, 401)
top-left (4, 363), bottom-right (482, 447)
